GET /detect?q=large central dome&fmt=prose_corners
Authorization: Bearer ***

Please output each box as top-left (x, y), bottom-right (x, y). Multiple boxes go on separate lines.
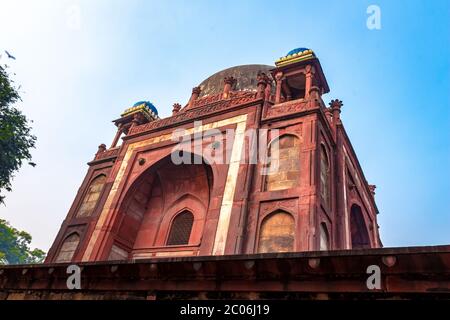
top-left (198, 64), bottom-right (273, 97)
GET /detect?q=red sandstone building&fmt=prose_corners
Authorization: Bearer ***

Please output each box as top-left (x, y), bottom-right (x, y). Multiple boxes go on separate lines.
top-left (45, 48), bottom-right (381, 263)
top-left (2, 48), bottom-right (448, 300)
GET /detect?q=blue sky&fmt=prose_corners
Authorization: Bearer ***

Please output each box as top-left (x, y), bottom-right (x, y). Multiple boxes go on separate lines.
top-left (0, 0), bottom-right (449, 251)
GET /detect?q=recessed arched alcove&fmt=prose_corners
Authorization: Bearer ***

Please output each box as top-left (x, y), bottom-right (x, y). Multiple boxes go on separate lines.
top-left (264, 134), bottom-right (300, 191)
top-left (55, 233), bottom-right (80, 263)
top-left (109, 152), bottom-right (213, 260)
top-left (257, 210), bottom-right (295, 253)
top-left (350, 204), bottom-right (371, 249)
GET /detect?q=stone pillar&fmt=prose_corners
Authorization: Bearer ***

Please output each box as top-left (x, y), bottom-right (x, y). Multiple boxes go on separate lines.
top-left (172, 103), bottom-right (181, 115)
top-left (223, 76), bottom-right (236, 99)
top-left (309, 85), bottom-right (320, 99)
top-left (256, 72), bottom-right (269, 99)
top-left (309, 85), bottom-right (321, 108)
top-left (110, 124), bottom-right (123, 148)
top-left (305, 65), bottom-right (314, 99)
top-left (274, 71), bottom-right (283, 104)
top-left (282, 81), bottom-right (292, 101)
top-left (130, 113), bottom-right (140, 130)
top-left (188, 87), bottom-right (201, 108)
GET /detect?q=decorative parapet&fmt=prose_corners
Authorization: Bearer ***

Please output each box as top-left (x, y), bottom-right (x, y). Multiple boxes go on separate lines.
top-left (192, 93), bottom-right (222, 108)
top-left (192, 90), bottom-right (260, 109)
top-left (93, 146), bottom-right (120, 161)
top-left (128, 91), bottom-right (259, 136)
top-left (262, 99), bottom-right (312, 121)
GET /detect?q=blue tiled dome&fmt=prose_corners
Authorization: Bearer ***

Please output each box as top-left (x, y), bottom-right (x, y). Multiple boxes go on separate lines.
top-left (133, 101), bottom-right (158, 115)
top-left (286, 47), bottom-right (309, 56)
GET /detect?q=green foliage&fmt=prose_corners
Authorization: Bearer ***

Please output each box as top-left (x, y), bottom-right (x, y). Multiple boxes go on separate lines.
top-left (0, 219), bottom-right (45, 264)
top-left (0, 63), bottom-right (36, 204)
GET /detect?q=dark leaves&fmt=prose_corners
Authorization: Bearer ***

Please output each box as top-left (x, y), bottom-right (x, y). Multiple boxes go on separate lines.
top-left (0, 64), bottom-right (36, 205)
top-left (0, 219), bottom-right (46, 264)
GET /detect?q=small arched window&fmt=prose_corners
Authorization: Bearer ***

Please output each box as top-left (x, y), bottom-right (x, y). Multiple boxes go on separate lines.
top-left (319, 223), bottom-right (330, 251)
top-left (167, 211), bottom-right (194, 246)
top-left (76, 174), bottom-right (106, 217)
top-left (55, 233), bottom-right (80, 263)
top-left (320, 145), bottom-right (330, 207)
top-left (258, 210), bottom-right (295, 253)
top-left (264, 134), bottom-right (300, 191)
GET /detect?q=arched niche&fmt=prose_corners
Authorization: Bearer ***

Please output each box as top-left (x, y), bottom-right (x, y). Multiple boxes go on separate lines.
top-left (55, 233), bottom-right (80, 263)
top-left (264, 134), bottom-right (301, 191)
top-left (257, 210), bottom-right (295, 253)
top-left (320, 145), bottom-right (331, 208)
top-left (350, 204), bottom-right (371, 249)
top-left (76, 174), bottom-right (106, 217)
top-left (319, 222), bottom-right (330, 251)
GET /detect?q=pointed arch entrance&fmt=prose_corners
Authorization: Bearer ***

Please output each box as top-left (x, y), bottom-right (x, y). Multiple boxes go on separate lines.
top-left (109, 152), bottom-right (213, 259)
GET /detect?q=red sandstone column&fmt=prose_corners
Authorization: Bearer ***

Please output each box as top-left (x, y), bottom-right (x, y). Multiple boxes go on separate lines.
top-left (309, 85), bottom-right (321, 108)
top-left (305, 65), bottom-right (314, 99)
top-left (256, 72), bottom-right (268, 99)
top-left (274, 71), bottom-right (283, 104)
top-left (282, 81), bottom-right (292, 101)
top-left (129, 113), bottom-right (141, 131)
top-left (110, 124), bottom-right (123, 148)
